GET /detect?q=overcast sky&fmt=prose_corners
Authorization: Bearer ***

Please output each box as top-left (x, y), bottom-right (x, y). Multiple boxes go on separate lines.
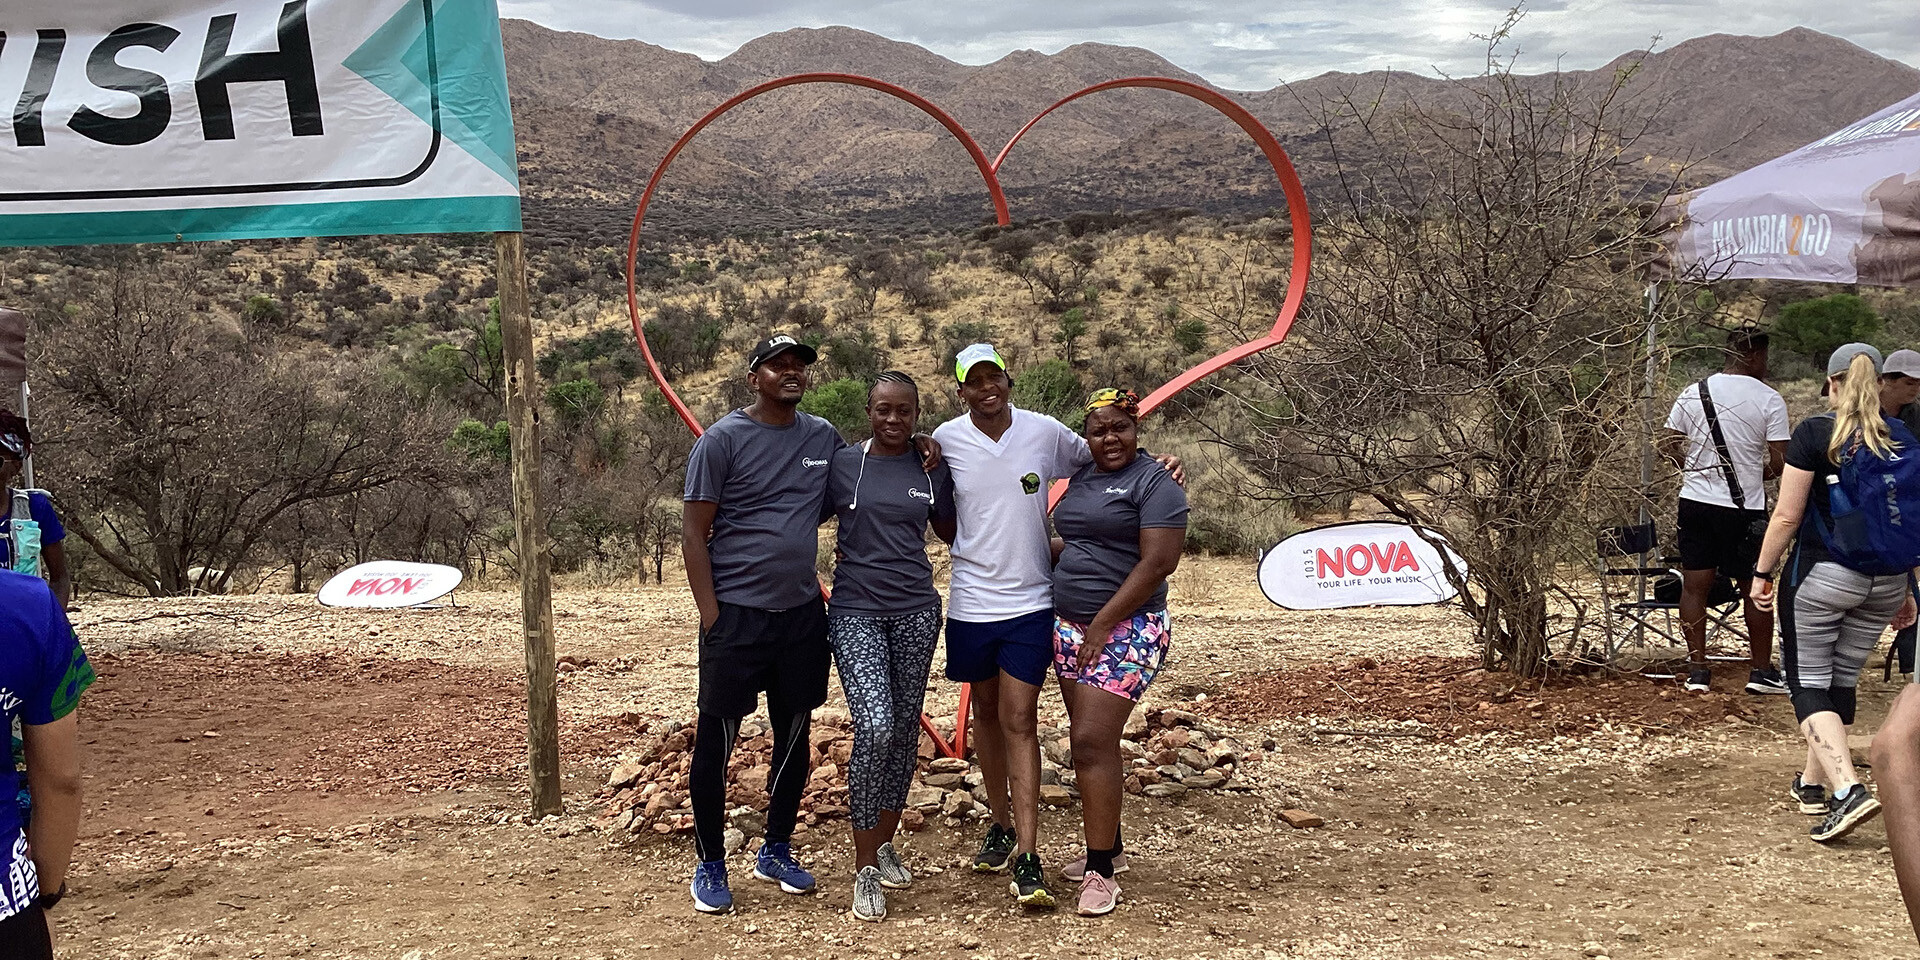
top-left (497, 0), bottom-right (1918, 90)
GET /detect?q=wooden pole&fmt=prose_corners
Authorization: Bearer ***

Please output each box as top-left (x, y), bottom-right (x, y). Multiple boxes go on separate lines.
top-left (496, 231), bottom-right (562, 817)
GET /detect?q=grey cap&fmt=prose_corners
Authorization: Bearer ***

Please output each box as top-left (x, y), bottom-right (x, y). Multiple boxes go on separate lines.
top-left (1827, 342), bottom-right (1884, 378)
top-left (1885, 349), bottom-right (1920, 380)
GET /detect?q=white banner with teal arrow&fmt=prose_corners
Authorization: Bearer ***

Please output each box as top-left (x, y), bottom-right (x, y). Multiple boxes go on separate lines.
top-left (0, 0), bottom-right (520, 246)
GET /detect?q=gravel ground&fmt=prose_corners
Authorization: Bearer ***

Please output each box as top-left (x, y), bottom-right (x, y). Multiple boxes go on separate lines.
top-left (50, 560), bottom-right (1920, 959)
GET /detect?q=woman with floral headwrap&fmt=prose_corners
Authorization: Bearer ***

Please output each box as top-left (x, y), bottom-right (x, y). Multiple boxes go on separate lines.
top-left (1048, 388), bottom-right (1188, 917)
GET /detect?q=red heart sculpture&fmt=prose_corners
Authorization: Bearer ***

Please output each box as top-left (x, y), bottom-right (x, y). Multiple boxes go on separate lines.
top-left (623, 74), bottom-right (1313, 758)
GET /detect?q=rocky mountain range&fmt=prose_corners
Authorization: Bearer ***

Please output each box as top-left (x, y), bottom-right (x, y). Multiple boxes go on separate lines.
top-left (497, 21), bottom-right (1920, 242)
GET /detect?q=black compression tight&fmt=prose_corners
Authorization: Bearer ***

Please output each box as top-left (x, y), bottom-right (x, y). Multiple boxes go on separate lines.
top-left (690, 707), bottom-right (813, 862)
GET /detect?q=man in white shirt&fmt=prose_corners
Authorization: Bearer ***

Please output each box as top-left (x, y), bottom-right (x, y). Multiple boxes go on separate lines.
top-left (1661, 327), bottom-right (1790, 695)
top-left (933, 344), bottom-right (1178, 909)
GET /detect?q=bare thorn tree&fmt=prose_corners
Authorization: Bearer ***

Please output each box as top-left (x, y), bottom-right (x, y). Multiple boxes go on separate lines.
top-left (29, 256), bottom-right (461, 596)
top-left (1218, 19), bottom-right (1693, 676)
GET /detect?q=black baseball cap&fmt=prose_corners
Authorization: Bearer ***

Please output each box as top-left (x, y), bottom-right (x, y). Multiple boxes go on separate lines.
top-left (746, 335), bottom-right (818, 371)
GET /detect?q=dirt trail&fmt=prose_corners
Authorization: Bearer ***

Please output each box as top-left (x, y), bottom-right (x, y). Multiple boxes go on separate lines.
top-left (50, 570), bottom-right (1920, 959)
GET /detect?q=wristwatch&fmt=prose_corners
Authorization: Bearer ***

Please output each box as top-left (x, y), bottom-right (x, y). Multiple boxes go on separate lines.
top-left (36, 882), bottom-right (66, 910)
top-left (1752, 570), bottom-right (1776, 583)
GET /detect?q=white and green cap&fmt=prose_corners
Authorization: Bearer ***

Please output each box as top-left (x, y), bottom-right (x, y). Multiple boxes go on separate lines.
top-left (954, 343), bottom-right (1007, 382)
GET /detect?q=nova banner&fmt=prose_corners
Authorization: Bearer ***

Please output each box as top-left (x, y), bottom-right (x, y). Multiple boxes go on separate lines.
top-left (318, 560), bottom-right (463, 608)
top-left (1257, 521), bottom-right (1464, 611)
top-left (0, 0), bottom-right (521, 247)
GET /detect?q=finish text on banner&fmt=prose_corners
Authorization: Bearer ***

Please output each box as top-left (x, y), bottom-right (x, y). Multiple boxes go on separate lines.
top-left (0, 0), bottom-right (521, 246)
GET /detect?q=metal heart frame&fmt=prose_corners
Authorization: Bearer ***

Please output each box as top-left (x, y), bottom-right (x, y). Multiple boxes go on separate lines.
top-left (624, 73), bottom-right (1313, 759)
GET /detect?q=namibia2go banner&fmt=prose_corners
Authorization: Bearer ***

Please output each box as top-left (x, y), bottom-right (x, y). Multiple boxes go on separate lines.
top-left (0, 0), bottom-right (521, 247)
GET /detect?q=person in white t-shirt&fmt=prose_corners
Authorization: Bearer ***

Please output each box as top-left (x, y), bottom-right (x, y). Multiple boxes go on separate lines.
top-left (932, 344), bottom-right (1179, 909)
top-left (1661, 326), bottom-right (1790, 695)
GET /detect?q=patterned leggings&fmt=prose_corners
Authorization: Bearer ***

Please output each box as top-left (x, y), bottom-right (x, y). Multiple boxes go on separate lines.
top-left (829, 607), bottom-right (941, 831)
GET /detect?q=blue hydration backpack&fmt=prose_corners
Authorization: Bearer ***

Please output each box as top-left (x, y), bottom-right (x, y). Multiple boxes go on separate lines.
top-left (1813, 414), bottom-right (1920, 576)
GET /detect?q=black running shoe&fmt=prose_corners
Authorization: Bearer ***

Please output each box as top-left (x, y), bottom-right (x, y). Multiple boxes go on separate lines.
top-left (1812, 785), bottom-right (1882, 843)
top-left (1008, 852), bottom-right (1056, 908)
top-left (1745, 668), bottom-right (1789, 696)
top-left (1790, 774), bottom-right (1828, 816)
top-left (1684, 666), bottom-right (1711, 693)
top-left (971, 822), bottom-right (1015, 873)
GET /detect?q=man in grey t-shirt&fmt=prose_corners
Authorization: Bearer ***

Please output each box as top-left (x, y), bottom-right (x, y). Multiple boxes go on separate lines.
top-left (681, 335), bottom-right (842, 913)
top-left (679, 336), bottom-right (942, 915)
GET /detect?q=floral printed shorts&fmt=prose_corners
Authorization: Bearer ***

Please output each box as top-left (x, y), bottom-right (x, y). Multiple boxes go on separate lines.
top-left (1051, 610), bottom-right (1171, 702)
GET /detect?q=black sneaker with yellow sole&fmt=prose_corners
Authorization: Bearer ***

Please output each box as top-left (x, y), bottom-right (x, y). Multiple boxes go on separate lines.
top-left (1008, 852), bottom-right (1056, 909)
top-left (971, 822), bottom-right (1015, 873)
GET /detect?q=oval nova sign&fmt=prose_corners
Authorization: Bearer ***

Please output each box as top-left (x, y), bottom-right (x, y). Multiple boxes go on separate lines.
top-left (1257, 521), bottom-right (1464, 611)
top-left (317, 560), bottom-right (462, 608)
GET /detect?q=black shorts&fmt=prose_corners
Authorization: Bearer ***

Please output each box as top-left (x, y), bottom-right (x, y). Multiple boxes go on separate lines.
top-left (697, 598), bottom-right (830, 719)
top-left (1676, 497), bottom-right (1767, 579)
top-left (0, 905), bottom-right (53, 960)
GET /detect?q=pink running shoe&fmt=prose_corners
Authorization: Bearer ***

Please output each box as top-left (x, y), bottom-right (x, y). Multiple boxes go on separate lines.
top-left (1076, 872), bottom-right (1121, 916)
top-left (1062, 852), bottom-right (1129, 881)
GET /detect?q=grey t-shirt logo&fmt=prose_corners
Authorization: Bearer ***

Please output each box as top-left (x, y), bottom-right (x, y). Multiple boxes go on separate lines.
top-left (802, 457), bottom-right (829, 468)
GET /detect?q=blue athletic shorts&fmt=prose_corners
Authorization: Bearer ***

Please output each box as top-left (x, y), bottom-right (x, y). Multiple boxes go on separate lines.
top-left (945, 608), bottom-right (1055, 686)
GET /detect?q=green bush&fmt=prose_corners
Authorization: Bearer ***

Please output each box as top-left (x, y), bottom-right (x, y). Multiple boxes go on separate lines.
top-left (449, 420), bottom-right (511, 463)
top-left (940, 321), bottom-right (998, 372)
top-left (242, 294), bottom-right (287, 328)
top-left (1172, 318), bottom-right (1209, 354)
top-left (1774, 294), bottom-right (1882, 362)
top-left (819, 329), bottom-right (887, 383)
top-left (538, 327), bottom-right (643, 383)
top-left (644, 302), bottom-right (724, 377)
top-left (403, 342), bottom-right (468, 399)
top-left (546, 378), bottom-right (606, 434)
top-left (1054, 307), bottom-right (1089, 364)
top-left (800, 378), bottom-right (869, 436)
top-left (1012, 359), bottom-right (1084, 429)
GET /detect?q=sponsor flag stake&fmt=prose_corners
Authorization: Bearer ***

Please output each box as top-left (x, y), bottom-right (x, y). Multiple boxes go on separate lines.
top-left (498, 229), bottom-right (562, 817)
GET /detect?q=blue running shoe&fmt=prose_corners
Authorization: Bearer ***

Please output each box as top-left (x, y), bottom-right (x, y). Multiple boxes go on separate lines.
top-left (691, 860), bottom-right (733, 914)
top-left (754, 841), bottom-right (816, 894)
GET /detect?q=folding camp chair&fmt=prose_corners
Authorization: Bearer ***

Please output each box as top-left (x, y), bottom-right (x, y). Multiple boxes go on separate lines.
top-left (1595, 521), bottom-right (1751, 675)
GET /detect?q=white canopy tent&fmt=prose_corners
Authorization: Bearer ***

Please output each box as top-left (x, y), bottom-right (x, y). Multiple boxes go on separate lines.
top-left (1653, 90), bottom-right (1920, 285)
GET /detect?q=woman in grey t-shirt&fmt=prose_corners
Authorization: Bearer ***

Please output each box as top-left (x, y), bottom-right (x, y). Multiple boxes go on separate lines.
top-left (827, 372), bottom-right (957, 922)
top-left (1048, 388), bottom-right (1188, 917)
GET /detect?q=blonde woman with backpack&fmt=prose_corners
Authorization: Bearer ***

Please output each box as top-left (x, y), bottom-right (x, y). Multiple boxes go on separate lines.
top-left (1753, 343), bottom-right (1920, 843)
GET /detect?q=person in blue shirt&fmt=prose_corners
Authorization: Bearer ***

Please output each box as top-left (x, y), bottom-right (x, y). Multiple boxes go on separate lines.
top-left (0, 414), bottom-right (70, 608)
top-left (0, 570), bottom-right (93, 958)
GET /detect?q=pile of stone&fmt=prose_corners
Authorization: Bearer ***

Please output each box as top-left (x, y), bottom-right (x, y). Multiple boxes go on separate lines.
top-left (595, 704), bottom-right (1266, 841)
top-left (1114, 705), bottom-right (1266, 798)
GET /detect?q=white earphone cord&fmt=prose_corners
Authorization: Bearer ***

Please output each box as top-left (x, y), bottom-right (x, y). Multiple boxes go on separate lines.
top-left (847, 439), bottom-right (932, 511)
